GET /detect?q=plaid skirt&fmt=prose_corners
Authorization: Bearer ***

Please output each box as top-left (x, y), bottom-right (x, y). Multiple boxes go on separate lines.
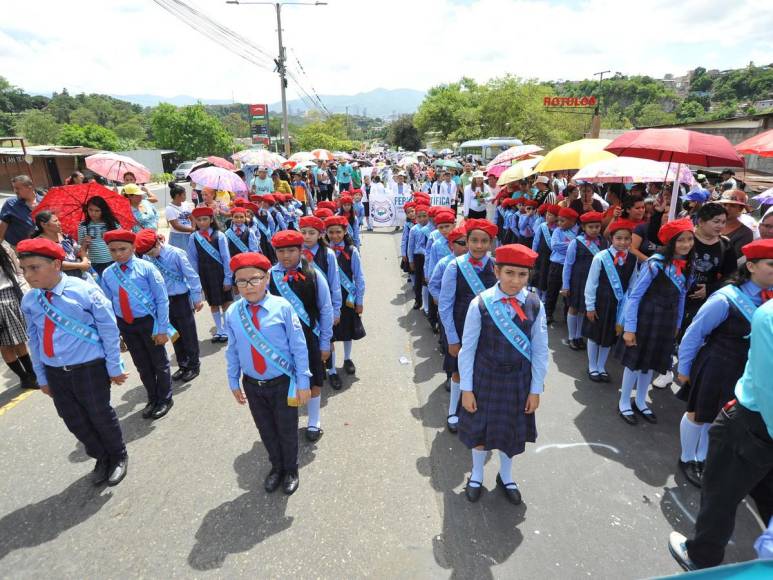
top-left (0, 286), bottom-right (27, 346)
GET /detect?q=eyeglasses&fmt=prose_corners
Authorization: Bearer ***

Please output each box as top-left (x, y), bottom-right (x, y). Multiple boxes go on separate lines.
top-left (234, 276), bottom-right (267, 288)
top-left (453, 240), bottom-right (467, 247)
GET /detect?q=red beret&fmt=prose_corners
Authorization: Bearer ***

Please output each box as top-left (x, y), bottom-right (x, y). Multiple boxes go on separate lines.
top-left (271, 230), bottom-right (304, 248)
top-left (414, 204), bottom-right (430, 213)
top-left (413, 192), bottom-right (430, 200)
top-left (524, 199), bottom-right (539, 208)
top-left (537, 204), bottom-right (548, 215)
top-left (464, 218), bottom-right (498, 238)
top-left (324, 216), bottom-right (349, 229)
top-left (495, 243), bottom-right (538, 268)
top-left (230, 205), bottom-right (248, 214)
top-left (242, 202), bottom-right (259, 214)
top-left (558, 207), bottom-right (579, 221)
top-left (314, 208), bottom-right (334, 219)
top-left (299, 216), bottom-right (324, 232)
top-left (338, 195), bottom-right (353, 205)
top-left (16, 238), bottom-right (65, 260)
top-left (512, 196), bottom-right (524, 204)
top-left (546, 204), bottom-right (562, 216)
top-left (230, 252), bottom-right (271, 273)
top-left (350, 188), bottom-right (362, 195)
top-left (249, 194), bottom-right (263, 203)
top-left (447, 226), bottom-right (466, 243)
top-left (317, 201), bottom-right (337, 211)
top-left (658, 217), bottom-right (694, 245)
top-left (741, 239), bottom-right (773, 261)
top-left (501, 198), bottom-right (518, 209)
top-left (191, 207), bottom-right (213, 219)
top-left (608, 219), bottom-right (638, 235)
top-left (403, 201), bottom-right (416, 210)
top-left (580, 211), bottom-right (604, 224)
top-left (261, 195), bottom-right (276, 206)
top-left (103, 229), bottom-right (136, 245)
top-left (434, 211), bottom-right (456, 225)
top-left (134, 229), bottom-right (160, 255)
top-left (232, 198), bottom-right (248, 206)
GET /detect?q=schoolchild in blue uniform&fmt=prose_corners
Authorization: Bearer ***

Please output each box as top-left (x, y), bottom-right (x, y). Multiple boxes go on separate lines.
top-left (544, 206), bottom-right (579, 325)
top-left (400, 202), bottom-right (416, 276)
top-left (18, 238), bottom-right (128, 486)
top-left (439, 219), bottom-right (498, 434)
top-left (583, 219), bottom-right (639, 382)
top-left (324, 216), bottom-right (366, 378)
top-left (249, 197), bottom-right (277, 261)
top-left (269, 230), bottom-right (334, 443)
top-left (225, 251), bottom-right (311, 496)
top-left (351, 189), bottom-right (366, 228)
top-left (336, 194), bottom-right (361, 249)
top-left (299, 215), bottom-right (343, 389)
top-left (561, 211), bottom-right (607, 350)
top-left (407, 204), bottom-right (431, 311)
top-left (674, 238), bottom-right (773, 487)
top-left (134, 229), bottom-right (204, 383)
top-left (187, 206), bottom-right (233, 343)
top-left (458, 244), bottom-right (548, 504)
top-left (225, 205), bottom-right (260, 258)
top-left (424, 210), bottom-right (456, 333)
top-left (518, 199), bottom-right (538, 247)
top-left (619, 218), bottom-right (695, 425)
top-left (531, 204), bottom-right (559, 302)
top-left (101, 230), bottom-right (174, 420)
top-left (267, 195), bottom-right (288, 233)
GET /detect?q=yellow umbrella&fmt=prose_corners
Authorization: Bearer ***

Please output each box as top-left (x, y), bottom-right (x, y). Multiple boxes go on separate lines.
top-left (535, 139), bottom-right (616, 173)
top-left (496, 156), bottom-right (544, 187)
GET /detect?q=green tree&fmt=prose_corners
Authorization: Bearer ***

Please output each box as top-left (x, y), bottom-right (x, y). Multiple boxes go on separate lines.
top-left (58, 123), bottom-right (120, 150)
top-left (0, 112), bottom-right (16, 135)
top-left (676, 100), bottom-right (706, 122)
top-left (295, 115), bottom-right (358, 151)
top-left (632, 103), bottom-right (676, 127)
top-left (69, 106), bottom-right (99, 126)
top-left (150, 103), bottom-right (234, 159)
top-left (15, 109), bottom-right (60, 144)
top-left (387, 115), bottom-right (421, 150)
top-left (114, 118), bottom-right (147, 141)
top-left (221, 112), bottom-right (250, 138)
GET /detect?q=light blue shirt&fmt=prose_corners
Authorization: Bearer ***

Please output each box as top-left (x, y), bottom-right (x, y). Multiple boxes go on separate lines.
top-left (734, 299), bottom-right (773, 438)
top-left (429, 254), bottom-right (454, 300)
top-left (331, 244), bottom-right (366, 306)
top-left (336, 163), bottom-right (352, 184)
top-left (251, 176), bottom-right (274, 195)
top-left (145, 245), bottom-right (203, 304)
top-left (407, 223), bottom-right (429, 261)
top-left (458, 284), bottom-right (548, 395)
top-left (584, 248), bottom-right (636, 312)
top-left (229, 224), bottom-right (260, 253)
top-left (531, 221), bottom-right (555, 252)
top-left (677, 281), bottom-right (764, 376)
top-left (549, 225), bottom-right (579, 264)
top-left (439, 253), bottom-right (492, 345)
top-left (306, 244), bottom-right (342, 317)
top-left (186, 228), bottom-right (233, 286)
top-left (518, 213), bottom-right (537, 239)
top-left (21, 275), bottom-right (125, 385)
top-left (270, 261), bottom-right (334, 352)
top-left (270, 209), bottom-right (287, 233)
top-left (623, 257), bottom-right (687, 333)
top-left (424, 235), bottom-right (451, 280)
top-left (562, 235), bottom-right (602, 290)
top-left (100, 256), bottom-right (170, 331)
top-left (401, 222), bottom-right (414, 257)
top-left (224, 294), bottom-right (311, 391)
top-left (131, 200), bottom-right (159, 232)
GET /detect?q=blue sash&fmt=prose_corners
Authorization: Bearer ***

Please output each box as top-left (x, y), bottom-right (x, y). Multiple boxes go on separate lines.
top-left (255, 218), bottom-right (272, 240)
top-left (540, 222), bottom-right (552, 250)
top-left (338, 265), bottom-right (357, 308)
top-left (578, 235), bottom-right (601, 256)
top-left (225, 228), bottom-right (250, 254)
top-left (718, 285), bottom-right (758, 325)
top-left (36, 291), bottom-right (101, 346)
top-left (457, 255), bottom-right (487, 296)
top-left (147, 255), bottom-right (185, 284)
top-left (599, 250), bottom-right (627, 327)
top-left (651, 254), bottom-right (686, 294)
top-left (271, 269), bottom-right (320, 337)
top-left (564, 228), bottom-right (577, 242)
top-left (481, 293), bottom-right (531, 362)
top-left (435, 239), bottom-right (452, 259)
top-left (194, 232), bottom-right (223, 266)
top-left (237, 299), bottom-right (298, 406)
top-left (112, 265), bottom-right (179, 340)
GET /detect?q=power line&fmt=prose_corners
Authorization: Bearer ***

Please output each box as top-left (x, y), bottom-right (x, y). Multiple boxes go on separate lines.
top-left (289, 48), bottom-right (330, 115)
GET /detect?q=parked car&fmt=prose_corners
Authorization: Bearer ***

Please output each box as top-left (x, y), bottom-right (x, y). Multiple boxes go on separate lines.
top-left (173, 161), bottom-right (197, 181)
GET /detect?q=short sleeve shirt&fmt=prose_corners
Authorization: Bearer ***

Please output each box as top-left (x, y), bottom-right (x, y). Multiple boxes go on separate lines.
top-left (0, 194), bottom-right (42, 246)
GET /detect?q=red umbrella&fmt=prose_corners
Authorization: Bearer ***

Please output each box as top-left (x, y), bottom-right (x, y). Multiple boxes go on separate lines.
top-left (205, 156), bottom-right (236, 170)
top-left (735, 129), bottom-right (773, 158)
top-left (604, 128), bottom-right (744, 167)
top-left (32, 183), bottom-right (137, 237)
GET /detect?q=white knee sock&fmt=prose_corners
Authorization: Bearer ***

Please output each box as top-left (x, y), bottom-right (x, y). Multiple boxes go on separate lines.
top-left (212, 310), bottom-right (223, 334)
top-left (597, 346), bottom-right (611, 373)
top-left (635, 370), bottom-right (653, 410)
top-left (587, 339), bottom-right (599, 373)
top-left (343, 340), bottom-right (352, 360)
top-left (307, 395), bottom-right (321, 429)
top-left (619, 368), bottom-right (637, 413)
top-left (696, 423), bottom-right (712, 462)
top-left (679, 414), bottom-right (702, 463)
top-left (573, 314), bottom-right (584, 339)
top-left (567, 313), bottom-right (578, 340)
top-left (328, 350), bottom-right (337, 375)
top-left (470, 449), bottom-right (486, 486)
top-left (498, 451), bottom-right (514, 485)
top-left (448, 380), bottom-right (461, 423)
top-left (422, 287), bottom-right (429, 313)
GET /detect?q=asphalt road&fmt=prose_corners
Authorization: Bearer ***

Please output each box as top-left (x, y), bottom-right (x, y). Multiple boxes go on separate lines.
top-left (0, 230), bottom-right (765, 579)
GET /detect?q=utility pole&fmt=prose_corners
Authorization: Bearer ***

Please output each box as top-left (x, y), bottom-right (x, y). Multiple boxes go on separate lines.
top-left (345, 105), bottom-right (349, 138)
top-left (590, 70), bottom-right (611, 138)
top-left (226, 1), bottom-right (328, 156)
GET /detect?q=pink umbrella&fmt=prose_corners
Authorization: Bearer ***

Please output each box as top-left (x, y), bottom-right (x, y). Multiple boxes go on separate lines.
top-left (206, 156), bottom-right (235, 170)
top-left (189, 166), bottom-right (247, 193)
top-left (735, 129), bottom-right (773, 158)
top-left (486, 145), bottom-right (543, 170)
top-left (572, 157), bottom-right (696, 185)
top-left (604, 128), bottom-right (744, 167)
top-left (485, 164), bottom-right (510, 178)
top-left (85, 152), bottom-right (151, 183)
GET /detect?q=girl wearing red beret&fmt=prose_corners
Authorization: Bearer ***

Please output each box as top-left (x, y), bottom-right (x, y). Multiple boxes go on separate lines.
top-left (530, 205), bottom-right (559, 302)
top-left (617, 218), bottom-right (695, 425)
top-left (544, 207), bottom-right (579, 325)
top-left (337, 196), bottom-right (361, 249)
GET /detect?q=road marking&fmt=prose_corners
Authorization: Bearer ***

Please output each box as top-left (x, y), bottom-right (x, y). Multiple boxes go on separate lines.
top-left (0, 389), bottom-right (36, 417)
top-left (534, 442), bottom-right (621, 454)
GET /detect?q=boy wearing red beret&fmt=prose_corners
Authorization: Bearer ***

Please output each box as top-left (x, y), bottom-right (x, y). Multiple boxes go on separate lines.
top-left (544, 207), bottom-right (580, 325)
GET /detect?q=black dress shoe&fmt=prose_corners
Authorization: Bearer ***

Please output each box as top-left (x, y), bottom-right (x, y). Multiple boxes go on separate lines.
top-left (91, 457), bottom-right (110, 486)
top-left (264, 469), bottom-right (283, 493)
top-left (546, 316), bottom-right (555, 326)
top-left (465, 479), bottom-right (483, 503)
top-left (678, 460), bottom-right (703, 488)
top-left (412, 301), bottom-right (422, 310)
top-left (496, 474), bottom-right (522, 505)
top-left (171, 368), bottom-right (187, 381)
top-left (329, 373), bottom-right (343, 390)
top-left (282, 471), bottom-right (299, 495)
top-left (20, 373), bottom-right (39, 389)
top-left (305, 427), bottom-right (323, 442)
top-left (588, 370), bottom-right (601, 382)
top-left (107, 456), bottom-right (128, 486)
top-left (444, 379), bottom-right (451, 392)
top-left (141, 402), bottom-right (155, 419)
top-left (343, 359), bottom-right (356, 375)
top-left (599, 372), bottom-right (611, 383)
top-left (577, 338), bottom-right (586, 350)
top-left (180, 368), bottom-right (200, 382)
top-left (568, 339), bottom-right (581, 351)
top-left (447, 415), bottom-right (459, 434)
top-left (634, 405), bottom-right (658, 424)
top-left (151, 399), bottom-right (174, 419)
top-left (619, 410), bottom-right (638, 425)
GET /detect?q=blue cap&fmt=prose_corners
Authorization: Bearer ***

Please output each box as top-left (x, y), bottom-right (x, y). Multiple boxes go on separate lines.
top-left (682, 188), bottom-right (709, 203)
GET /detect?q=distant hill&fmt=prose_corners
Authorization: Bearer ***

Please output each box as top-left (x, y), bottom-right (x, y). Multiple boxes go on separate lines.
top-left (110, 94), bottom-right (233, 107)
top-left (270, 88), bottom-right (426, 119)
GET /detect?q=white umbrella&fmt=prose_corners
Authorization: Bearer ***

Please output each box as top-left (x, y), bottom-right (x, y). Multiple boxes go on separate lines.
top-left (234, 149), bottom-right (286, 168)
top-left (289, 151), bottom-right (315, 162)
top-left (496, 156), bottom-right (543, 187)
top-left (486, 145), bottom-right (543, 170)
top-left (398, 155), bottom-right (420, 167)
top-left (311, 149), bottom-right (335, 161)
top-left (572, 157), bottom-right (696, 185)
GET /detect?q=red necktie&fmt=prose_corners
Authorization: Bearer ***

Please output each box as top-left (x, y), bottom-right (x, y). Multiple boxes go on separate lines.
top-left (201, 230), bottom-right (211, 241)
top-left (501, 296), bottom-right (527, 322)
top-left (235, 226), bottom-right (242, 235)
top-left (250, 305), bottom-right (267, 374)
top-left (119, 264), bottom-right (134, 323)
top-left (43, 291), bottom-right (55, 357)
top-left (469, 258), bottom-right (483, 269)
top-left (303, 249), bottom-right (314, 262)
top-left (333, 243), bottom-right (350, 259)
top-left (615, 251), bottom-right (626, 266)
top-left (587, 237), bottom-right (599, 247)
top-left (673, 258), bottom-right (687, 277)
top-left (761, 289), bottom-right (773, 303)
top-left (284, 269), bottom-right (306, 283)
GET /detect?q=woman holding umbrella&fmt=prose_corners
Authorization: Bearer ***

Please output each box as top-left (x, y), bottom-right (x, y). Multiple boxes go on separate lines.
top-left (124, 184), bottom-right (159, 232)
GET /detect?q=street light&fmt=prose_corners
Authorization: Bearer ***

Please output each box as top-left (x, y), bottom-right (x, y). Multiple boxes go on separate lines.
top-left (226, 1), bottom-right (328, 156)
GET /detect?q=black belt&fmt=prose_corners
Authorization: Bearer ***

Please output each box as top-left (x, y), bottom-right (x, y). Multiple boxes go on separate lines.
top-left (243, 375), bottom-right (290, 388)
top-left (45, 358), bottom-right (105, 373)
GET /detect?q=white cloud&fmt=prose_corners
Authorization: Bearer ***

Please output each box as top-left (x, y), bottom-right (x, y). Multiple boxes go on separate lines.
top-left (1, 0), bottom-right (771, 104)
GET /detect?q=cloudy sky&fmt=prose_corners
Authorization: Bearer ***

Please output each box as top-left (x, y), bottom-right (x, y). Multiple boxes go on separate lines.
top-left (2, 0), bottom-right (771, 103)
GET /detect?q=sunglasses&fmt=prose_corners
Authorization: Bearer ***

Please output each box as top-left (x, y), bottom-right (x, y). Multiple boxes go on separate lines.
top-left (453, 240), bottom-right (467, 247)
